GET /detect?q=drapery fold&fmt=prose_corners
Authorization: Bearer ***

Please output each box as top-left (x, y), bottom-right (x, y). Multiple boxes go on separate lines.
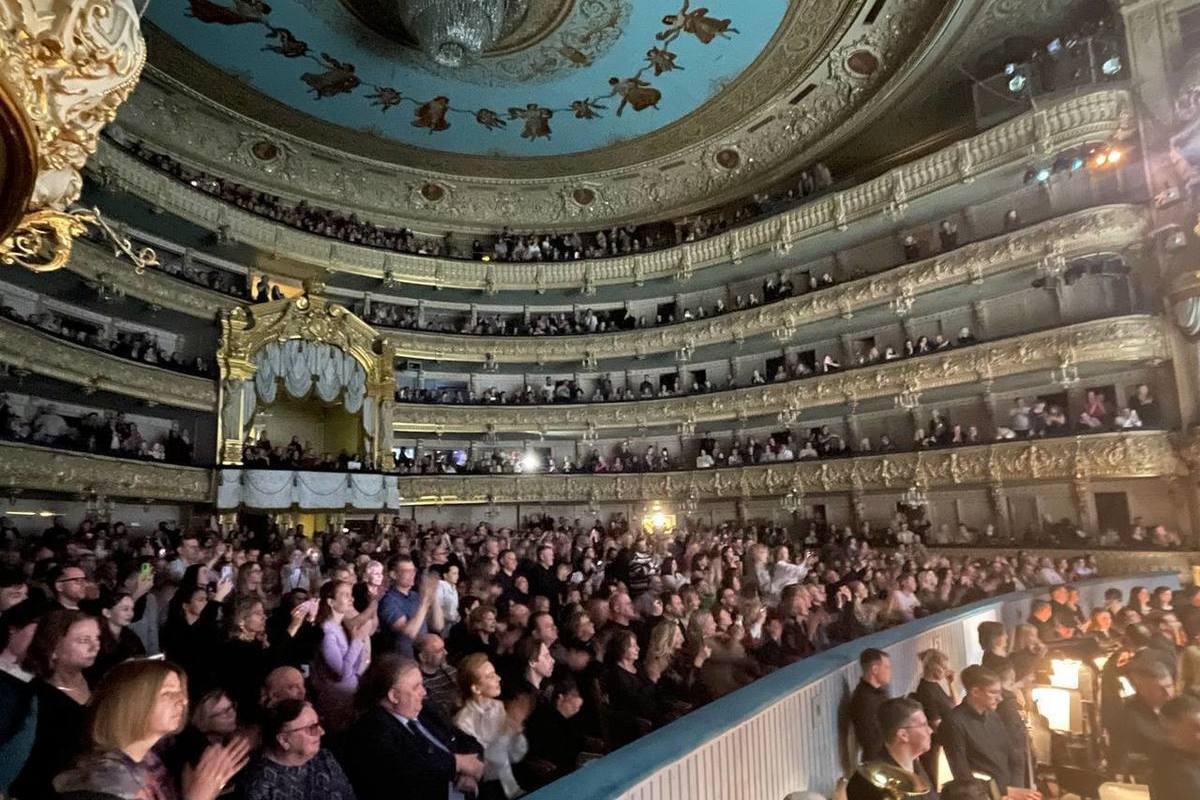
top-left (218, 469), bottom-right (401, 510)
top-left (251, 341), bottom-right (367, 413)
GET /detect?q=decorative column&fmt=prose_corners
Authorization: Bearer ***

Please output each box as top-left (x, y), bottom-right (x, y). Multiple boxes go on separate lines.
top-left (987, 482), bottom-right (1012, 540)
top-left (849, 488), bottom-right (867, 532)
top-left (839, 333), bottom-right (855, 364)
top-left (970, 300), bottom-right (988, 340)
top-left (1071, 478), bottom-right (1097, 532)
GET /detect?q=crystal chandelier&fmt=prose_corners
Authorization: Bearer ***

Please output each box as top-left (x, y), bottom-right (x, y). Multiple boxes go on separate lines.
top-left (900, 485), bottom-right (929, 508)
top-left (400, 0), bottom-right (510, 67)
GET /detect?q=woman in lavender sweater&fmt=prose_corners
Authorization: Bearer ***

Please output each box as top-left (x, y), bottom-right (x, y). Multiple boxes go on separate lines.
top-left (311, 579), bottom-right (373, 732)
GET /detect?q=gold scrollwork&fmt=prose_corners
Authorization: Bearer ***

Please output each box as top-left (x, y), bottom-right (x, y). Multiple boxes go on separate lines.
top-left (392, 315), bottom-right (1168, 433)
top-left (379, 432), bottom-right (1185, 505)
top-left (0, 440), bottom-right (213, 502)
top-left (379, 204), bottom-right (1147, 363)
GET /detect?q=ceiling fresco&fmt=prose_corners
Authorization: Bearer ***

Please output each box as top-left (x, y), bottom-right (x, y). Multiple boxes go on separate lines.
top-left (147, 0), bottom-right (789, 156)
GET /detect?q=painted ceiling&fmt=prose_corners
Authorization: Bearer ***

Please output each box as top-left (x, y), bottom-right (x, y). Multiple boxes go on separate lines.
top-left (146, 0), bottom-right (790, 156)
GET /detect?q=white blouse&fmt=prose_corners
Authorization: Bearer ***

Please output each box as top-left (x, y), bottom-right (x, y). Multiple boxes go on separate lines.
top-left (453, 698), bottom-right (528, 798)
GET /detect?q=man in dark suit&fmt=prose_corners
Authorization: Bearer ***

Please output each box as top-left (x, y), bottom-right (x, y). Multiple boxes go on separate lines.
top-left (340, 654), bottom-right (484, 800)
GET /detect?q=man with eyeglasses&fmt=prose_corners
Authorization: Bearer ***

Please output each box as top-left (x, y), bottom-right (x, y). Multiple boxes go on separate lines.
top-left (860, 697), bottom-right (938, 800)
top-left (47, 562), bottom-right (88, 611)
top-left (940, 666), bottom-right (1040, 800)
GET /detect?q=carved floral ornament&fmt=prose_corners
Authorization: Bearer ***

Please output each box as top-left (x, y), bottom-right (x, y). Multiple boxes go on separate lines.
top-left (377, 203), bottom-right (1148, 363)
top-left (0, 441), bottom-right (213, 502)
top-left (0, 315), bottom-right (217, 411)
top-left (390, 315), bottom-right (1169, 433)
top-left (103, 57), bottom-right (1131, 238)
top-left (0, 0), bottom-right (155, 272)
top-left (219, 293), bottom-right (393, 387)
top-left (233, 432), bottom-right (1186, 507)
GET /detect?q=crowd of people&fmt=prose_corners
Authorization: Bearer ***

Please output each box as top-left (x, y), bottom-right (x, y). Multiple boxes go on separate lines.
top-left (108, 130), bottom-right (834, 265)
top-left (0, 396), bottom-right (195, 465)
top-left (0, 508), bottom-right (1127, 800)
top-left (844, 577), bottom-right (1200, 800)
top-left (0, 300), bottom-right (214, 378)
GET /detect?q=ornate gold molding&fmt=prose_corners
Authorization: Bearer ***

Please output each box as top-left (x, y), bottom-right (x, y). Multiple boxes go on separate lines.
top-left (0, 316), bottom-right (217, 411)
top-left (0, 0), bottom-right (147, 270)
top-left (93, 88), bottom-right (1135, 288)
top-left (69, 239), bottom-right (238, 320)
top-left (219, 291), bottom-right (393, 384)
top-left (379, 204), bottom-right (1148, 363)
top-left (378, 432), bottom-right (1185, 504)
top-left (0, 432), bottom-right (1177, 507)
top-left (0, 440), bottom-right (213, 502)
top-left (392, 315), bottom-right (1168, 433)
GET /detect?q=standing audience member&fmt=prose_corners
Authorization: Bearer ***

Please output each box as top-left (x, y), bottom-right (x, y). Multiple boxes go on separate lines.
top-left (939, 666), bottom-right (1039, 800)
top-left (311, 580), bottom-right (371, 733)
top-left (1151, 694), bottom-right (1200, 799)
top-left (849, 648), bottom-right (892, 760)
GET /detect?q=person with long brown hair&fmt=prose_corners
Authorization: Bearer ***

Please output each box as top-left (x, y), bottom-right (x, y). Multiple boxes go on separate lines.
top-left (55, 659), bottom-right (250, 800)
top-left (312, 579), bottom-right (372, 732)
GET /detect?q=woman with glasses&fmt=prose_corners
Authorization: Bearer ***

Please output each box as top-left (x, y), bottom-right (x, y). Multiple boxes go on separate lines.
top-left (165, 688), bottom-right (242, 782)
top-left (242, 698), bottom-right (354, 800)
top-left (54, 659), bottom-right (250, 800)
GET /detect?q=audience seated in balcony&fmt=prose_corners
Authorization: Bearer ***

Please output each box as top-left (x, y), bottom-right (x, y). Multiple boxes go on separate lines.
top-left (0, 395), bottom-right (194, 464)
top-left (0, 302), bottom-right (214, 377)
top-left (109, 130), bottom-right (834, 265)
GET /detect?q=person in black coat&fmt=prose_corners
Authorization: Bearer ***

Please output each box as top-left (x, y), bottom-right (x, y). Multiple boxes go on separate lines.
top-left (848, 648), bottom-right (892, 761)
top-left (340, 654), bottom-right (484, 800)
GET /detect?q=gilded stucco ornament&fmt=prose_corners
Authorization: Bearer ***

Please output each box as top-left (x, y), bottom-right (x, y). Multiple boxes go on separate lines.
top-left (95, 89), bottom-right (1134, 286)
top-left (0, 0), bottom-right (150, 271)
top-left (358, 432), bottom-right (1185, 506)
top-left (0, 441), bottom-right (213, 502)
top-left (390, 315), bottom-right (1168, 434)
top-left (377, 204), bottom-right (1147, 364)
top-left (0, 316), bottom-right (217, 411)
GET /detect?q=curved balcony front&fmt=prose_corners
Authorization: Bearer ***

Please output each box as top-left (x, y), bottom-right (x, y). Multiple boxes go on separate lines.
top-left (391, 315), bottom-right (1168, 434)
top-left (522, 572), bottom-right (1179, 800)
top-left (91, 89), bottom-right (1134, 291)
top-left (0, 441), bottom-right (213, 502)
top-left (380, 204), bottom-right (1146, 364)
top-left (218, 431), bottom-right (1183, 507)
top-left (0, 316), bottom-right (218, 412)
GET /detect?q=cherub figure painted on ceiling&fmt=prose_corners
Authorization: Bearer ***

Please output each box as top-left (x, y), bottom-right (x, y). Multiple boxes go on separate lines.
top-left (263, 27), bottom-right (308, 58)
top-left (413, 97), bottom-right (452, 133)
top-left (509, 104), bottom-right (554, 140)
top-left (658, 1), bottom-right (739, 45)
top-left (608, 76), bottom-right (661, 116)
top-left (301, 54), bottom-right (360, 98)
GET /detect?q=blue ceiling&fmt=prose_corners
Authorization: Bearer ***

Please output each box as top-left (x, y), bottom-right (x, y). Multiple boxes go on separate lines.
top-left (148, 0), bottom-right (791, 156)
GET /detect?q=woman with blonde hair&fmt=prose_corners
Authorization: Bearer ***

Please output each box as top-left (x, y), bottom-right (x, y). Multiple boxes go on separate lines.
top-left (453, 653), bottom-right (530, 799)
top-left (54, 659), bottom-right (250, 800)
top-left (912, 648), bottom-right (956, 782)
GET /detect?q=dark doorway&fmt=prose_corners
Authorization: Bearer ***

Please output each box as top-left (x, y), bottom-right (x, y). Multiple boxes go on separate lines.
top-left (1094, 492), bottom-right (1131, 535)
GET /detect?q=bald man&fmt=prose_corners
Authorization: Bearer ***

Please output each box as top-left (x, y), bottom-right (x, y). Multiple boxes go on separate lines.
top-left (261, 665), bottom-right (307, 709)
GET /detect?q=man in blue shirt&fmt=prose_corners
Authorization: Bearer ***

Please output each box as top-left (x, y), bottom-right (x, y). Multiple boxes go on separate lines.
top-left (378, 554), bottom-right (440, 658)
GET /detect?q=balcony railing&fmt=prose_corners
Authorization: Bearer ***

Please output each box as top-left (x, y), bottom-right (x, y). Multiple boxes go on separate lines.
top-left (524, 572), bottom-right (1178, 800)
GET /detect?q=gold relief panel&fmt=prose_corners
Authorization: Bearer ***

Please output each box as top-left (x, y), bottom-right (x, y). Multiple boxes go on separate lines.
top-left (379, 204), bottom-right (1148, 363)
top-left (384, 432), bottom-right (1186, 504)
top-left (96, 89), bottom-right (1134, 285)
top-left (220, 292), bottom-right (390, 384)
top-left (70, 239), bottom-right (238, 320)
top-left (0, 441), bottom-right (213, 502)
top-left (0, 316), bottom-right (218, 411)
top-left (928, 548), bottom-right (1196, 582)
top-left (392, 314), bottom-right (1169, 432)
